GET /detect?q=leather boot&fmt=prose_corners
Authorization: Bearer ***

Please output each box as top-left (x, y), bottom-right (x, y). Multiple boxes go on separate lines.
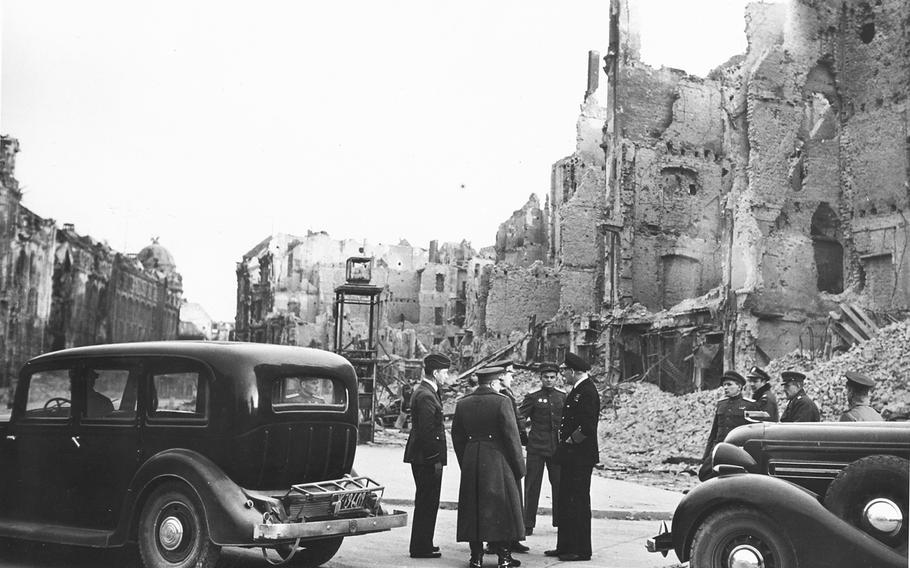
top-left (469, 542), bottom-right (484, 568)
top-left (497, 544), bottom-right (520, 568)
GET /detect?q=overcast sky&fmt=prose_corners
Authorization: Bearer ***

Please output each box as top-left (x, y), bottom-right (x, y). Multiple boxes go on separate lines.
top-left (1, 1), bottom-right (780, 321)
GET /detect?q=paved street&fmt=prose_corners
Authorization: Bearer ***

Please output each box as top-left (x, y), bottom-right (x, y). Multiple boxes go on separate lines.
top-left (0, 508), bottom-right (683, 568)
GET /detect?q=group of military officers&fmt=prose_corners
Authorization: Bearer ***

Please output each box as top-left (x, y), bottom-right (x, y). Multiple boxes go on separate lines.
top-left (403, 351), bottom-right (599, 567)
top-left (700, 365), bottom-right (883, 479)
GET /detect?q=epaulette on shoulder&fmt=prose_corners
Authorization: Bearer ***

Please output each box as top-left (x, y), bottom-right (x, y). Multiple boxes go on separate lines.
top-left (743, 396), bottom-right (755, 402)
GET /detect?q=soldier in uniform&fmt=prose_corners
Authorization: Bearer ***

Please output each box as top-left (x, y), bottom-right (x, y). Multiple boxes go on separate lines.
top-left (404, 353), bottom-right (453, 559)
top-left (452, 367), bottom-right (526, 568)
top-left (745, 366), bottom-right (778, 421)
top-left (699, 371), bottom-right (752, 481)
top-left (545, 353), bottom-right (599, 562)
top-left (298, 378), bottom-right (325, 404)
top-left (779, 370), bottom-right (820, 422)
top-left (840, 371), bottom-right (883, 422)
top-left (517, 362), bottom-right (565, 536)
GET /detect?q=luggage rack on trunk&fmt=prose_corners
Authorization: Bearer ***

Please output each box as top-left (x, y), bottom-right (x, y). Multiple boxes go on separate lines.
top-left (281, 475), bottom-right (386, 520)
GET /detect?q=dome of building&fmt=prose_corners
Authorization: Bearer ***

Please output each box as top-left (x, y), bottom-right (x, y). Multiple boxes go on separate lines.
top-left (137, 239), bottom-right (176, 273)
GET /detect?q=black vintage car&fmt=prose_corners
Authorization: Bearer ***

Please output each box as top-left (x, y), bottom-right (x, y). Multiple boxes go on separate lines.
top-left (0, 341), bottom-right (407, 568)
top-left (648, 421), bottom-right (909, 568)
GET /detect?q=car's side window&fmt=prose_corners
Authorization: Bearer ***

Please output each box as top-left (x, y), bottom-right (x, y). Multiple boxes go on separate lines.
top-left (82, 367), bottom-right (135, 421)
top-left (23, 369), bottom-right (72, 419)
top-left (272, 376), bottom-right (347, 412)
top-left (148, 363), bottom-right (208, 423)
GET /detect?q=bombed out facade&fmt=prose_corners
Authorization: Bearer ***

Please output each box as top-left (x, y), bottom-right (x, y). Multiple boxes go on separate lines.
top-left (0, 137), bottom-right (183, 394)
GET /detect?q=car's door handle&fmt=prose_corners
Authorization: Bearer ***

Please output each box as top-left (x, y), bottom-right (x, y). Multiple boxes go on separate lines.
top-left (71, 436), bottom-right (80, 448)
top-left (4, 435), bottom-right (14, 441)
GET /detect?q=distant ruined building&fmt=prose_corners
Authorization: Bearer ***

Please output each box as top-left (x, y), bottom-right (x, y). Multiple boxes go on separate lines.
top-left (0, 136), bottom-right (183, 393)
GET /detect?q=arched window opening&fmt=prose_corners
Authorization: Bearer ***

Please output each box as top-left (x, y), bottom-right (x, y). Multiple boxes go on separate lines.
top-left (811, 203), bottom-right (844, 293)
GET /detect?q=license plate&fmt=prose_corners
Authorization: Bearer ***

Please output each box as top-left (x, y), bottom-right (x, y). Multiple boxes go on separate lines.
top-left (333, 490), bottom-right (370, 513)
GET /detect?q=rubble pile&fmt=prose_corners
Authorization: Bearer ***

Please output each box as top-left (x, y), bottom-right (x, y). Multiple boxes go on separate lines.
top-left (595, 319), bottom-right (910, 491)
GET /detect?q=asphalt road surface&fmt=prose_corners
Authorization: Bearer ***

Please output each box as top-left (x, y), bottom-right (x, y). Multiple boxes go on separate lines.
top-left (0, 508), bottom-right (683, 568)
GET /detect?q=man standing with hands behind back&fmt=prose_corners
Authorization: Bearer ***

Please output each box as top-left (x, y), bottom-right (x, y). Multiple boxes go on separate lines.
top-left (546, 353), bottom-right (599, 562)
top-left (404, 353), bottom-right (452, 559)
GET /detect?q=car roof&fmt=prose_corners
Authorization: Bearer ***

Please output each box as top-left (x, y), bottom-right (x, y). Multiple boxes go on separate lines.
top-left (26, 341), bottom-right (351, 370)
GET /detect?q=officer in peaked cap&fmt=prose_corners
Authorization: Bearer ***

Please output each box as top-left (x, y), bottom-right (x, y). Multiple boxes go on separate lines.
top-left (780, 370), bottom-right (820, 422)
top-left (699, 371), bottom-right (752, 481)
top-left (404, 352), bottom-right (453, 558)
top-left (547, 353), bottom-right (599, 561)
top-left (451, 366), bottom-right (526, 568)
top-left (840, 371), bottom-right (883, 422)
top-left (518, 362), bottom-right (566, 536)
top-left (745, 365), bottom-right (778, 422)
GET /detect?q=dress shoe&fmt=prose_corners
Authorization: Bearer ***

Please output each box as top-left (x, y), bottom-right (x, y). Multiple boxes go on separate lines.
top-left (524, 527), bottom-right (533, 535)
top-left (511, 541), bottom-right (529, 553)
top-left (484, 543), bottom-right (496, 554)
top-left (543, 549), bottom-right (561, 557)
top-left (410, 551), bottom-right (442, 559)
top-left (432, 546), bottom-right (440, 552)
top-left (558, 553), bottom-right (591, 561)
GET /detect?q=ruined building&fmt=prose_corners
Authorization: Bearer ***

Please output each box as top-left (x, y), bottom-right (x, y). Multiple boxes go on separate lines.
top-left (0, 136), bottom-right (183, 392)
top-left (234, 232), bottom-right (495, 360)
top-left (601, 0), bottom-right (910, 391)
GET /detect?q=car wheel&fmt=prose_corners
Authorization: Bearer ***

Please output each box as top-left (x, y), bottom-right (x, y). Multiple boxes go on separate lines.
top-left (138, 482), bottom-right (221, 568)
top-left (277, 537), bottom-right (344, 568)
top-left (690, 506), bottom-right (796, 568)
top-left (823, 455), bottom-right (909, 551)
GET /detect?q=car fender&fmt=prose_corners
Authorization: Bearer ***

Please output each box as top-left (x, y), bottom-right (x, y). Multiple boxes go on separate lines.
top-left (110, 447), bottom-right (265, 546)
top-left (672, 474), bottom-right (906, 568)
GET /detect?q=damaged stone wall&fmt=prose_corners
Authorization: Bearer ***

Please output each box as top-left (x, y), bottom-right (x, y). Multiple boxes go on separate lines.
top-left (550, 51), bottom-right (608, 315)
top-left (495, 194), bottom-right (548, 266)
top-left (603, 0), bottom-right (909, 383)
top-left (728, 0), bottom-right (910, 366)
top-left (484, 262), bottom-right (560, 336)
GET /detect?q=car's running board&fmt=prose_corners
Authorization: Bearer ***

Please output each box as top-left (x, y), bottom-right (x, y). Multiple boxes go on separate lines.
top-left (0, 519), bottom-right (114, 547)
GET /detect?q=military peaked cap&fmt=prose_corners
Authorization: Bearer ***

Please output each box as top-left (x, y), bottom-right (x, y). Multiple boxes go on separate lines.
top-left (491, 358), bottom-right (515, 370)
top-left (722, 371), bottom-right (746, 386)
top-left (475, 366), bottom-right (504, 383)
top-left (423, 353), bottom-right (452, 373)
top-left (563, 352), bottom-right (591, 372)
top-left (746, 366), bottom-right (771, 382)
top-left (538, 362), bottom-right (560, 373)
top-left (844, 371), bottom-right (875, 388)
top-left (780, 370), bottom-right (807, 385)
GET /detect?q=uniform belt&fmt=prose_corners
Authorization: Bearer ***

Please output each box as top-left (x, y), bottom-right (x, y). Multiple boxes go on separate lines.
top-left (466, 435), bottom-right (495, 441)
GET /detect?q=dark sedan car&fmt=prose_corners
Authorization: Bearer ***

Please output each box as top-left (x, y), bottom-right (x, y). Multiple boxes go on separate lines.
top-left (0, 341), bottom-right (407, 568)
top-left (648, 421), bottom-right (909, 568)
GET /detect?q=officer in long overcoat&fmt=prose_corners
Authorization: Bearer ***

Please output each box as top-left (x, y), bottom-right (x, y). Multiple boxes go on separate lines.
top-left (452, 366), bottom-right (526, 568)
top-left (517, 362), bottom-right (565, 535)
top-left (404, 353), bottom-right (452, 558)
top-left (546, 353), bottom-right (599, 562)
top-left (780, 370), bottom-right (820, 422)
top-left (698, 371), bottom-right (752, 481)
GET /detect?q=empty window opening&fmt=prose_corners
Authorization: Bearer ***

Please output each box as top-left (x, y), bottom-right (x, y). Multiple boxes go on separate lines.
top-left (860, 21), bottom-right (875, 43)
top-left (435, 274), bottom-right (445, 292)
top-left (811, 203), bottom-right (844, 293)
top-left (434, 307), bottom-right (444, 325)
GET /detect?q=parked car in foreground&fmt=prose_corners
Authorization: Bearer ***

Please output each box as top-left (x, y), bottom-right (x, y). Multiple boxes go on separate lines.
top-left (0, 341), bottom-right (407, 568)
top-left (648, 421), bottom-right (909, 568)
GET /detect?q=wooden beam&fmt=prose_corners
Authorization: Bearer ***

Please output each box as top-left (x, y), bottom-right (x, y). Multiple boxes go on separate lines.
top-left (849, 303), bottom-right (879, 332)
top-left (839, 304), bottom-right (873, 340)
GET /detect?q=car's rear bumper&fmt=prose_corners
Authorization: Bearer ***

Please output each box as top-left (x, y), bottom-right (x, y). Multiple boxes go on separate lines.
top-left (645, 530), bottom-right (673, 556)
top-left (253, 510), bottom-right (408, 540)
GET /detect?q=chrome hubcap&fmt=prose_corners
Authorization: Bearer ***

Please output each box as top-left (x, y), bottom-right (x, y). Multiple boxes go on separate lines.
top-left (728, 543), bottom-right (764, 568)
top-left (159, 516), bottom-right (185, 551)
top-left (864, 498), bottom-right (903, 536)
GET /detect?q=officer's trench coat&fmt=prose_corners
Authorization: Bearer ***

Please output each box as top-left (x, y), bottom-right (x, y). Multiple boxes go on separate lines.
top-left (451, 385), bottom-right (526, 543)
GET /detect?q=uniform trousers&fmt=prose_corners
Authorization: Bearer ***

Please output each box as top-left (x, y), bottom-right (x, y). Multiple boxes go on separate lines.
top-left (410, 463), bottom-right (443, 554)
top-left (555, 463), bottom-right (592, 556)
top-left (524, 452), bottom-right (560, 529)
